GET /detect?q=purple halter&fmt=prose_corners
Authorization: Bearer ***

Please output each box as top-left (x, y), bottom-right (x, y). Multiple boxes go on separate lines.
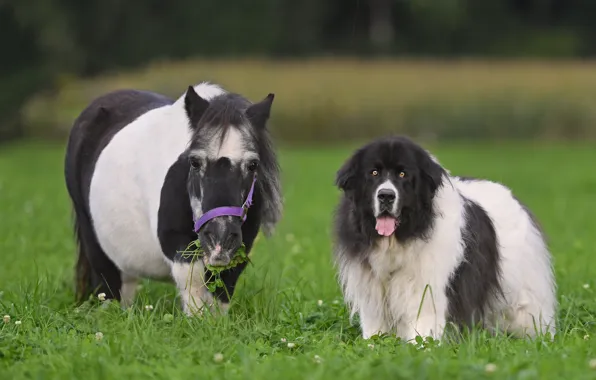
top-left (193, 174), bottom-right (257, 233)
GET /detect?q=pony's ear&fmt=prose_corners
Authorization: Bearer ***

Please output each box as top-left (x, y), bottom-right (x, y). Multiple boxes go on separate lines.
top-left (335, 150), bottom-right (362, 192)
top-left (246, 93), bottom-right (275, 128)
top-left (184, 85), bottom-right (210, 128)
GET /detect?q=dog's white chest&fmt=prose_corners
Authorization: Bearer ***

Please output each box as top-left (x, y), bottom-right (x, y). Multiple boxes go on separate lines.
top-left (367, 238), bottom-right (410, 281)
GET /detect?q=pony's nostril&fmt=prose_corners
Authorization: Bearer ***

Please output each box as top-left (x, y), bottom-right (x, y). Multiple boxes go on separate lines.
top-left (224, 232), bottom-right (241, 249)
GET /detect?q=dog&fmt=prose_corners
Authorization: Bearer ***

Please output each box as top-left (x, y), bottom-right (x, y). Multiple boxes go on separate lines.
top-left (332, 135), bottom-right (556, 342)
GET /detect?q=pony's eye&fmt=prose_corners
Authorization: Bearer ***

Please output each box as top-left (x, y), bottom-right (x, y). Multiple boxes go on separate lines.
top-left (399, 171), bottom-right (406, 178)
top-left (189, 157), bottom-right (201, 170)
top-left (371, 170), bottom-right (379, 176)
top-left (248, 161), bottom-right (259, 172)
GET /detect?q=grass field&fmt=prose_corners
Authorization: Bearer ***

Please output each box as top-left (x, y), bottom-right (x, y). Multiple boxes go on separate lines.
top-left (1, 140), bottom-right (596, 379)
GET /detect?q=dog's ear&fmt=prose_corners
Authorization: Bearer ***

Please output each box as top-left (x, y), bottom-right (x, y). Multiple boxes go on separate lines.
top-left (416, 149), bottom-right (445, 195)
top-left (336, 150), bottom-right (362, 192)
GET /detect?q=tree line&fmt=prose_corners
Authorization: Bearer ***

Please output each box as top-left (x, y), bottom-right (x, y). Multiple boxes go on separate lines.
top-left (2, 0), bottom-right (595, 141)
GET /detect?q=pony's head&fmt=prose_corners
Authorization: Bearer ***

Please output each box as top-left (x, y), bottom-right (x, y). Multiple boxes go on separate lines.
top-left (182, 85), bottom-right (282, 267)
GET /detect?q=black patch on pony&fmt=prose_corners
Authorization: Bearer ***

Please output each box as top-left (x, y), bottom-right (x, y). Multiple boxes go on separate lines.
top-left (65, 89), bottom-right (173, 302)
top-left (334, 135), bottom-right (446, 256)
top-left (446, 196), bottom-right (503, 330)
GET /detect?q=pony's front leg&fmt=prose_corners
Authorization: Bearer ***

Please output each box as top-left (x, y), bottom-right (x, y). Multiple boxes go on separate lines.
top-left (207, 262), bottom-right (249, 315)
top-left (171, 258), bottom-right (215, 316)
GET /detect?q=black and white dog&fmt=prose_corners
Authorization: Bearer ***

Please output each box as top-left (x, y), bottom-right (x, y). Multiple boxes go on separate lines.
top-left (333, 135), bottom-right (556, 341)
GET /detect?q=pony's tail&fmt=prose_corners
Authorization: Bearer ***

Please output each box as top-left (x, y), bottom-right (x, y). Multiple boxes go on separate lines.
top-left (72, 206), bottom-right (123, 303)
top-left (73, 212), bottom-right (95, 303)
top-left (75, 238), bottom-right (91, 302)
top-left (66, 104), bottom-right (122, 304)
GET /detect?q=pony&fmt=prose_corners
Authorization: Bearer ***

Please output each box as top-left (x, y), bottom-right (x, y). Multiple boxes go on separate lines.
top-left (64, 82), bottom-right (282, 315)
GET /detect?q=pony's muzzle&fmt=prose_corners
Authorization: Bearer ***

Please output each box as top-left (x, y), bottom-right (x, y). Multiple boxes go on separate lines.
top-left (198, 217), bottom-right (242, 267)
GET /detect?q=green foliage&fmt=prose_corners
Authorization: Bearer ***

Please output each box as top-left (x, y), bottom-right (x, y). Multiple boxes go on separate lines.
top-left (178, 240), bottom-right (250, 292)
top-left (0, 141), bottom-right (595, 379)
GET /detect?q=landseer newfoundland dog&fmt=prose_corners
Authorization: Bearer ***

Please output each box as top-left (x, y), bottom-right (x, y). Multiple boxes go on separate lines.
top-left (333, 135), bottom-right (556, 342)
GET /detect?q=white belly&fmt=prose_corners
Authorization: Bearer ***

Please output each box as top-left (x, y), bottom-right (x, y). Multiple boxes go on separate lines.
top-left (89, 172), bottom-right (171, 279)
top-left (88, 104), bottom-right (193, 280)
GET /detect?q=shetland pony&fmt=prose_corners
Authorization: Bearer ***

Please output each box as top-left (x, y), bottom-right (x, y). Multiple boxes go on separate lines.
top-left (64, 82), bottom-right (282, 315)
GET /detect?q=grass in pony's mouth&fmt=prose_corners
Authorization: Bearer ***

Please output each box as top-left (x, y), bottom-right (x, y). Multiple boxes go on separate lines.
top-left (177, 240), bottom-right (250, 292)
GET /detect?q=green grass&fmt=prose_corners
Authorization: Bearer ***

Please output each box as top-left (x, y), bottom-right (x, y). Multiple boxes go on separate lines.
top-left (1, 140), bottom-right (595, 379)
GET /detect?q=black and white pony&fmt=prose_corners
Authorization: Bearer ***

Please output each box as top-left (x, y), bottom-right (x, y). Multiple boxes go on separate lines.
top-left (64, 82), bottom-right (282, 315)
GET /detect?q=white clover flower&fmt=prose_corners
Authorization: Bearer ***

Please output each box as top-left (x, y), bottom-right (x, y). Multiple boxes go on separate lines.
top-left (313, 355), bottom-right (322, 363)
top-left (95, 332), bottom-right (104, 341)
top-left (584, 334), bottom-right (590, 340)
top-left (281, 338), bottom-right (287, 343)
top-left (317, 300), bottom-right (323, 306)
top-left (97, 293), bottom-right (106, 301)
top-left (213, 353), bottom-right (224, 363)
top-left (14, 320), bottom-right (21, 326)
top-left (145, 305), bottom-right (154, 311)
top-left (3, 315), bottom-right (10, 324)
top-left (287, 342), bottom-right (295, 348)
top-left (485, 363), bottom-right (497, 373)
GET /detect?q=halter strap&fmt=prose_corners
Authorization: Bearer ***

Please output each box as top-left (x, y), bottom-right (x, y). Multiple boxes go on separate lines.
top-left (193, 174), bottom-right (257, 233)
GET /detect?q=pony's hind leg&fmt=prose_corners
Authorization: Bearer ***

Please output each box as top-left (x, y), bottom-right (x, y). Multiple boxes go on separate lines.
top-left (119, 273), bottom-right (138, 308)
top-left (74, 209), bottom-right (122, 303)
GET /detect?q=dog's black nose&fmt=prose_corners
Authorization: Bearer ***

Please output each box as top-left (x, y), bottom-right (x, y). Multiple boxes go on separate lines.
top-left (377, 189), bottom-right (396, 204)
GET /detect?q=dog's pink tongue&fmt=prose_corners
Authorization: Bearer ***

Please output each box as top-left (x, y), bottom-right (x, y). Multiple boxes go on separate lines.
top-left (375, 216), bottom-right (397, 236)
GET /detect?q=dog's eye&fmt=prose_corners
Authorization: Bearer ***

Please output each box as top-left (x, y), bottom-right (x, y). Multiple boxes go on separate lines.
top-left (248, 160), bottom-right (259, 172)
top-left (371, 170), bottom-right (379, 177)
top-left (399, 171), bottom-right (406, 178)
top-left (189, 157), bottom-right (201, 170)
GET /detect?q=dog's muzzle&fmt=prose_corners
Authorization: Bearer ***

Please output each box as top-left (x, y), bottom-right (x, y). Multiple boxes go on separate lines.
top-left (374, 188), bottom-right (399, 236)
top-left (377, 188), bottom-right (396, 212)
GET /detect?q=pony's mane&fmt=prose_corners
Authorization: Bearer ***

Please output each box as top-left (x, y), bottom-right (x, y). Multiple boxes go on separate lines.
top-left (192, 93), bottom-right (252, 149)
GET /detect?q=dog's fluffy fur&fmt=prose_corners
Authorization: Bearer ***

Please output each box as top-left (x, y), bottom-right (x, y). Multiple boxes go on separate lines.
top-left (333, 136), bottom-right (556, 342)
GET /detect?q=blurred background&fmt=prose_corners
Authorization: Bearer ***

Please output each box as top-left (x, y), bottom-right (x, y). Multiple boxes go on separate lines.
top-left (2, 0), bottom-right (596, 145)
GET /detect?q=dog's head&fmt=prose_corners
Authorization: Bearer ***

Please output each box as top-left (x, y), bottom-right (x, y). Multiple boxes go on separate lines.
top-left (335, 136), bottom-right (446, 241)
